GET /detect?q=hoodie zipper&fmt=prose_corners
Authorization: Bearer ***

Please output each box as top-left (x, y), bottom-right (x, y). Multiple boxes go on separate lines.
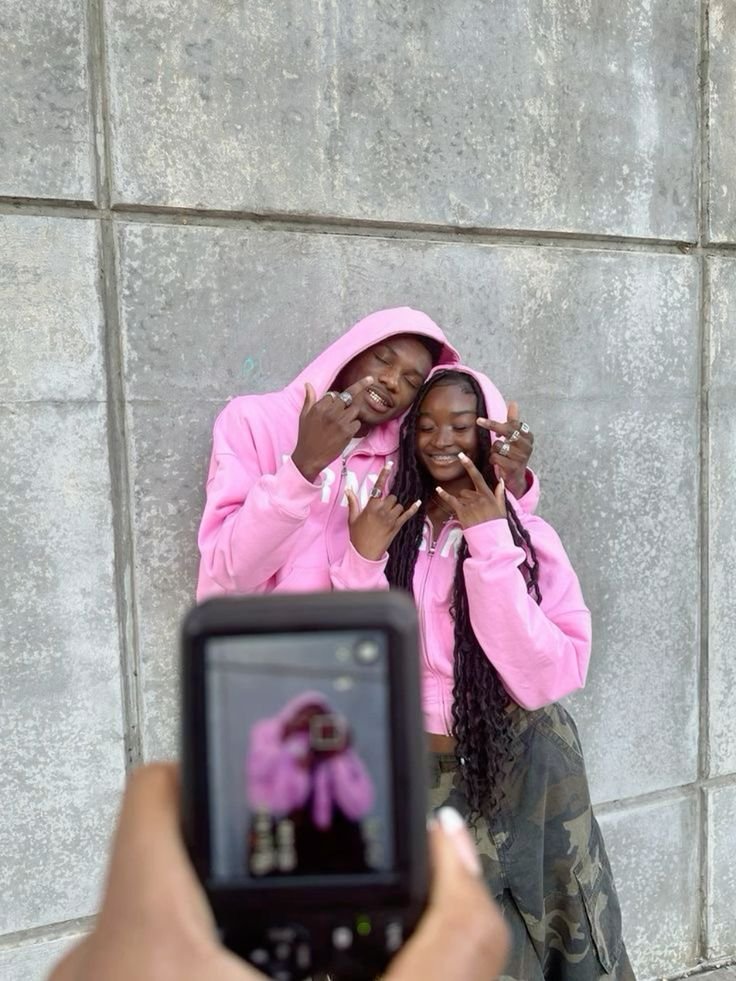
top-left (418, 518), bottom-right (458, 733)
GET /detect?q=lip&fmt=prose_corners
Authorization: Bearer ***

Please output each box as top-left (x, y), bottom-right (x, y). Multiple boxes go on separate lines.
top-left (364, 386), bottom-right (394, 412)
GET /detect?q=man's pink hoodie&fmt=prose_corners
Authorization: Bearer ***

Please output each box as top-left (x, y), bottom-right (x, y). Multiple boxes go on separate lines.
top-left (330, 365), bottom-right (592, 725)
top-left (197, 308), bottom-right (475, 598)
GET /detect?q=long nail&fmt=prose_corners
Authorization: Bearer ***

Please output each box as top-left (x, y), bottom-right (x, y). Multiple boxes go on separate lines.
top-left (436, 807), bottom-right (482, 877)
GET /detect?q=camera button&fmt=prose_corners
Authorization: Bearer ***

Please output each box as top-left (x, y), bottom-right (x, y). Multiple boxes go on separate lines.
top-left (249, 948), bottom-right (269, 966)
top-left (295, 943), bottom-right (311, 970)
top-left (332, 926), bottom-right (353, 950)
top-left (385, 921), bottom-right (403, 953)
top-left (274, 941), bottom-right (291, 961)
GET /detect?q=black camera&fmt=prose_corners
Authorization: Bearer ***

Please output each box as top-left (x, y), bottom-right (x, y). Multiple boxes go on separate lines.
top-left (181, 592), bottom-right (429, 980)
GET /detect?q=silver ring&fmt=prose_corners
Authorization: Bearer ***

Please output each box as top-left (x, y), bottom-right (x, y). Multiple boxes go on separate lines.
top-left (509, 429), bottom-right (521, 442)
top-left (520, 422), bottom-right (530, 434)
top-left (369, 487), bottom-right (382, 499)
top-left (325, 391), bottom-right (338, 400)
top-left (338, 390), bottom-right (353, 407)
top-left (499, 441), bottom-right (511, 456)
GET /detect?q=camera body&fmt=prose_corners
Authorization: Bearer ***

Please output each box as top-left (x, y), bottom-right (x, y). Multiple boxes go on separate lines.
top-left (181, 592), bottom-right (429, 981)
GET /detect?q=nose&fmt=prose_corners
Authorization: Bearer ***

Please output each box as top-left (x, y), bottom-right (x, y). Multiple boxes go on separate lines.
top-left (378, 364), bottom-right (401, 393)
top-left (432, 426), bottom-right (456, 450)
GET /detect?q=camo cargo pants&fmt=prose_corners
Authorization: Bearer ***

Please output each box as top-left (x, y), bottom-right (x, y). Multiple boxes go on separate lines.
top-left (428, 702), bottom-right (636, 980)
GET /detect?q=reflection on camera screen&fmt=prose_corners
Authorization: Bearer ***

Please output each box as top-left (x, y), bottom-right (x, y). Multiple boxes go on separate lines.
top-left (206, 630), bottom-right (393, 883)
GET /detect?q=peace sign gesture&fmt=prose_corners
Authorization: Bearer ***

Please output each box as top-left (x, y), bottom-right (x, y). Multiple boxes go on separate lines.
top-left (346, 463), bottom-right (422, 561)
top-left (435, 453), bottom-right (507, 529)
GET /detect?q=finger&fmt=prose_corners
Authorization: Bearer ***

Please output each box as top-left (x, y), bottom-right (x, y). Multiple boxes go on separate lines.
top-left (301, 383), bottom-right (317, 417)
top-left (507, 400), bottom-right (520, 422)
top-left (371, 461), bottom-right (394, 498)
top-left (457, 451), bottom-right (489, 493)
top-left (491, 438), bottom-right (527, 463)
top-left (395, 500), bottom-right (422, 530)
top-left (345, 488), bottom-right (361, 523)
top-left (480, 418), bottom-right (516, 440)
top-left (341, 374), bottom-right (375, 412)
top-left (385, 817), bottom-right (508, 981)
top-left (494, 479), bottom-right (507, 514)
top-left (435, 486), bottom-right (459, 514)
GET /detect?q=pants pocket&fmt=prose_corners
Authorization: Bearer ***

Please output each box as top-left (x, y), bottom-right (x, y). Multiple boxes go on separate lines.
top-left (573, 856), bottom-right (624, 975)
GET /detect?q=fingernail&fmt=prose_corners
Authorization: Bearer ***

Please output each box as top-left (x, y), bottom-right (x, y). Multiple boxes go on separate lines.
top-left (415, 499), bottom-right (422, 508)
top-left (476, 417), bottom-right (488, 424)
top-left (365, 375), bottom-right (374, 383)
top-left (436, 807), bottom-right (482, 877)
top-left (386, 460), bottom-right (394, 470)
top-left (458, 451), bottom-right (469, 462)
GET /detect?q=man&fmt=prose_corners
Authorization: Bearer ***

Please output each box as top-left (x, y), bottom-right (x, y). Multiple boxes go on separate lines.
top-left (197, 307), bottom-right (534, 598)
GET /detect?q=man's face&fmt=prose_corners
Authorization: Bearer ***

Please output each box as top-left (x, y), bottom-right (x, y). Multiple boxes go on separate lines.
top-left (334, 334), bottom-right (435, 429)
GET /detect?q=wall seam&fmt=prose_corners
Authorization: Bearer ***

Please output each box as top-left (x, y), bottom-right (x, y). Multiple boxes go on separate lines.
top-left (87, 0), bottom-right (144, 768)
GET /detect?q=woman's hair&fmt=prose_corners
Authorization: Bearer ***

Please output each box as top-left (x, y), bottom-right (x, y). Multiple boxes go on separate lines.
top-left (385, 370), bottom-right (541, 823)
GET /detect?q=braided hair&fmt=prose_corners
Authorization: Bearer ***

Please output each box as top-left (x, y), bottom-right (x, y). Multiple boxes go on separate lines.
top-left (385, 370), bottom-right (542, 823)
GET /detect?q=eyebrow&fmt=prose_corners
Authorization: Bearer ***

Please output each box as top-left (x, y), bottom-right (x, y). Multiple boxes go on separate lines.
top-left (418, 409), bottom-right (477, 417)
top-left (380, 343), bottom-right (426, 380)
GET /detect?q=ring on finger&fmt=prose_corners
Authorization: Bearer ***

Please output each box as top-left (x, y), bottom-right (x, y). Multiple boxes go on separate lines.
top-left (499, 441), bottom-right (511, 457)
top-left (509, 429), bottom-right (521, 442)
top-left (520, 422), bottom-right (530, 434)
top-left (369, 487), bottom-right (382, 499)
top-left (338, 390), bottom-right (353, 407)
top-left (325, 391), bottom-right (338, 400)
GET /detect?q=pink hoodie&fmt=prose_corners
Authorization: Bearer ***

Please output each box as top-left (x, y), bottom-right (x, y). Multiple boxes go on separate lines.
top-left (197, 307), bottom-right (537, 598)
top-left (331, 365), bottom-right (592, 726)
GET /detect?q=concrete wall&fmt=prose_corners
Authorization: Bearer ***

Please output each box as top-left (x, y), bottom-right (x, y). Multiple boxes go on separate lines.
top-left (1, 1), bottom-right (734, 977)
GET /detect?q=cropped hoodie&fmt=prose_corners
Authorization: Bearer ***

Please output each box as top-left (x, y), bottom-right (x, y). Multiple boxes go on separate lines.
top-left (197, 308), bottom-right (539, 599)
top-left (330, 365), bottom-right (592, 726)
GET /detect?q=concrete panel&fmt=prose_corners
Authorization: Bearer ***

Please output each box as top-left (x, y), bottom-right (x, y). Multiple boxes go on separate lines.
top-left (0, 0), bottom-right (93, 201)
top-left (0, 934), bottom-right (84, 981)
top-left (0, 216), bottom-right (104, 403)
top-left (0, 403), bottom-right (124, 933)
top-left (126, 401), bottom-right (215, 759)
top-left (119, 224), bottom-right (699, 781)
top-left (598, 794), bottom-right (699, 979)
top-left (539, 397), bottom-right (699, 804)
top-left (709, 2), bottom-right (736, 242)
top-left (708, 784), bottom-right (736, 960)
top-left (709, 259), bottom-right (736, 777)
top-left (106, 0), bottom-right (698, 239)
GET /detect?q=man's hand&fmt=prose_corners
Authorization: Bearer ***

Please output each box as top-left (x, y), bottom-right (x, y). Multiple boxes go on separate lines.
top-left (291, 376), bottom-right (375, 483)
top-left (346, 463), bottom-right (421, 561)
top-left (476, 401), bottom-right (534, 500)
top-left (436, 453), bottom-right (507, 529)
top-left (49, 764), bottom-right (508, 981)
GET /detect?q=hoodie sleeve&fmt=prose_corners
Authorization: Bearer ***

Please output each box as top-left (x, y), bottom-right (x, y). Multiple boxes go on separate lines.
top-left (330, 541), bottom-right (390, 592)
top-left (508, 468), bottom-right (540, 514)
top-left (197, 400), bottom-right (322, 597)
top-left (461, 517), bottom-right (591, 709)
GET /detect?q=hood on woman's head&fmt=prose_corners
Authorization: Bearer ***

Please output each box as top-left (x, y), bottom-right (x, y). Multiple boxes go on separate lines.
top-left (423, 363), bottom-right (509, 432)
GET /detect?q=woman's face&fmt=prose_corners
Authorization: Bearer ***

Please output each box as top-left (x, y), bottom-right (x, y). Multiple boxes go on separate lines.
top-left (416, 382), bottom-right (481, 484)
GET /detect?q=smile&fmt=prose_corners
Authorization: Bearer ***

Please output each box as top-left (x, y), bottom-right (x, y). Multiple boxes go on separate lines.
top-left (429, 454), bottom-right (460, 463)
top-left (367, 388), bottom-right (391, 410)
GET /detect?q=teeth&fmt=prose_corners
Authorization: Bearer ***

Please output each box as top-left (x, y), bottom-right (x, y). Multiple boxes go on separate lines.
top-left (368, 389), bottom-right (389, 407)
top-left (432, 455), bottom-right (457, 461)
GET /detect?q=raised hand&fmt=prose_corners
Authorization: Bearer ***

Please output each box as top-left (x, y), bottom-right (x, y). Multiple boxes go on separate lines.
top-left (435, 453), bottom-right (507, 529)
top-left (346, 463), bottom-right (422, 561)
top-left (291, 375), bottom-right (376, 483)
top-left (476, 400), bottom-right (534, 499)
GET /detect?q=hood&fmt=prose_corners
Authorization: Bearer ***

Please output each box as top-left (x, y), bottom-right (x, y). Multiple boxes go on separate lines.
top-left (424, 363), bottom-right (509, 430)
top-left (285, 307), bottom-right (459, 407)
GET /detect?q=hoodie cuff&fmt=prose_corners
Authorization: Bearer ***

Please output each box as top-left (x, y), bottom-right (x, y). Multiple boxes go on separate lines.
top-left (463, 519), bottom-right (518, 559)
top-left (274, 456), bottom-right (324, 509)
top-left (334, 541), bottom-right (390, 591)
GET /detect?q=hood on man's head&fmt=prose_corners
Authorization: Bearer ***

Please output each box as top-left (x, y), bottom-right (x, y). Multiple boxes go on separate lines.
top-left (422, 363), bottom-right (509, 429)
top-left (287, 307), bottom-right (460, 402)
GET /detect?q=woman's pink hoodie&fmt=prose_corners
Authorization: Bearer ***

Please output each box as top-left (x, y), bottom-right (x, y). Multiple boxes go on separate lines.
top-left (331, 365), bottom-right (592, 724)
top-left (197, 308), bottom-right (537, 599)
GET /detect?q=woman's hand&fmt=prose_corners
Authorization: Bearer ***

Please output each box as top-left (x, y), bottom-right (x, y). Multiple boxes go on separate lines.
top-left (476, 400), bottom-right (534, 500)
top-left (346, 464), bottom-right (422, 561)
top-left (435, 453), bottom-right (507, 529)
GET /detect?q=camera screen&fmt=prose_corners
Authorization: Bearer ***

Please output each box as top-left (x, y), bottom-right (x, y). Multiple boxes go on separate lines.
top-left (205, 630), bottom-right (393, 884)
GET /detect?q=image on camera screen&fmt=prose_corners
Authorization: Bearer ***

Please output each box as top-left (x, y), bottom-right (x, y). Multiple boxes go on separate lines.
top-left (205, 630), bottom-right (393, 883)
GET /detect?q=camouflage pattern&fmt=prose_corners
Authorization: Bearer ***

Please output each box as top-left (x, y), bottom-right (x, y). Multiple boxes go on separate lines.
top-left (428, 703), bottom-right (636, 980)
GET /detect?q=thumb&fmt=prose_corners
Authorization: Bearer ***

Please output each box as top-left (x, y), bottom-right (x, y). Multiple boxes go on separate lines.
top-left (506, 400), bottom-right (519, 423)
top-left (495, 478), bottom-right (507, 511)
top-left (345, 488), bottom-right (360, 524)
top-left (301, 383), bottom-right (317, 417)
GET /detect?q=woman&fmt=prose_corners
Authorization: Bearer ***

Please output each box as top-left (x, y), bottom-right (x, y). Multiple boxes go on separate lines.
top-left (331, 367), bottom-right (635, 980)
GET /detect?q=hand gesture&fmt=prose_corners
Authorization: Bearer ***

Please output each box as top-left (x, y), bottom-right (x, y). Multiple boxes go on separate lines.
top-left (291, 376), bottom-right (376, 483)
top-left (476, 400), bottom-right (534, 499)
top-left (435, 453), bottom-right (506, 529)
top-left (346, 464), bottom-right (422, 561)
